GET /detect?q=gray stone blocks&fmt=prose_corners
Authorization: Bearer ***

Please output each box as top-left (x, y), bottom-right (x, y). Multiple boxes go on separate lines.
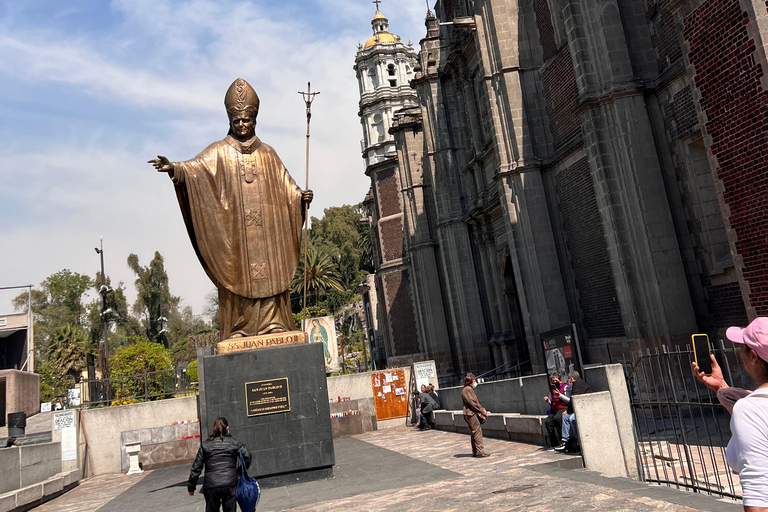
top-left (19, 443), bottom-right (61, 488)
top-left (0, 494), bottom-right (15, 512)
top-left (0, 448), bottom-right (21, 494)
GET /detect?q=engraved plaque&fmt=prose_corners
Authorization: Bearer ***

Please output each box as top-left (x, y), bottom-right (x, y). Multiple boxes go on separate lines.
top-left (218, 331), bottom-right (307, 354)
top-left (245, 378), bottom-right (290, 417)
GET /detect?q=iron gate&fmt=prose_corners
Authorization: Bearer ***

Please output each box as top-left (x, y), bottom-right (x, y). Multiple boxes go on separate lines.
top-left (614, 341), bottom-right (748, 500)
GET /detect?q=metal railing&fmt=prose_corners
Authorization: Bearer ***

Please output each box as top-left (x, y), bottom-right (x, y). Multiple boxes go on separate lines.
top-left (613, 341), bottom-right (745, 500)
top-left (78, 368), bottom-right (198, 408)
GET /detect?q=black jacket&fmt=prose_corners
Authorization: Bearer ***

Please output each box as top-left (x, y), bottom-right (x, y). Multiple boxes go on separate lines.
top-left (567, 377), bottom-right (592, 415)
top-left (188, 434), bottom-right (252, 492)
top-left (420, 392), bottom-right (439, 414)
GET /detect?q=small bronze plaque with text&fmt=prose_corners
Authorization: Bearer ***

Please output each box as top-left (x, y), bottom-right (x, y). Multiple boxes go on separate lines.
top-left (245, 378), bottom-right (290, 417)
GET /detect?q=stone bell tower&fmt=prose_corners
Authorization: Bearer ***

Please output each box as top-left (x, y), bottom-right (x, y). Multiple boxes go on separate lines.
top-left (354, 7), bottom-right (422, 368)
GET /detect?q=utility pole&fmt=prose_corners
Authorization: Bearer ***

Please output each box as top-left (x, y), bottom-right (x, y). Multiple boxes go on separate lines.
top-left (298, 82), bottom-right (320, 329)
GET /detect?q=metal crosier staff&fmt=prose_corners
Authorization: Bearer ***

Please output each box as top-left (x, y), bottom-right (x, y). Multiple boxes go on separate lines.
top-left (299, 82), bottom-right (320, 329)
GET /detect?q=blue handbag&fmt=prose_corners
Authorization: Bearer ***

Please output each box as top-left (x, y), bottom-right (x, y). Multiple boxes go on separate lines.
top-left (235, 450), bottom-right (261, 512)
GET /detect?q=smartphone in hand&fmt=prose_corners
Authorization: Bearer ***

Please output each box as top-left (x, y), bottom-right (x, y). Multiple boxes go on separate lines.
top-left (692, 334), bottom-right (712, 375)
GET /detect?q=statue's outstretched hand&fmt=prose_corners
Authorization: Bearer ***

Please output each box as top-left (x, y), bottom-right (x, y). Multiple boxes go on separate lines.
top-left (148, 155), bottom-right (174, 174)
top-left (302, 189), bottom-right (314, 205)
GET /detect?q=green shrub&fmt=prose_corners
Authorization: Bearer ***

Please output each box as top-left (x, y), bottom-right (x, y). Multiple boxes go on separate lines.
top-left (109, 341), bottom-right (173, 399)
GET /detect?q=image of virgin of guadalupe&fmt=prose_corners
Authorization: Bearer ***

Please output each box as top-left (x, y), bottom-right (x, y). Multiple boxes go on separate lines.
top-left (309, 318), bottom-right (332, 368)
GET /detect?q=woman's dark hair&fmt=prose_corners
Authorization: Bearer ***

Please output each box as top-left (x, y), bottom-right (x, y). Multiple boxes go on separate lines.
top-left (464, 375), bottom-right (475, 387)
top-left (207, 417), bottom-right (229, 441)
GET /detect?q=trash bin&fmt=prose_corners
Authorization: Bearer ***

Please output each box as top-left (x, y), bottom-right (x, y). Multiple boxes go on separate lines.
top-left (7, 412), bottom-right (25, 438)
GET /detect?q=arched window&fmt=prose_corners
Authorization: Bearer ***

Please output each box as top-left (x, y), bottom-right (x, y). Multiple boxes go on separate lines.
top-left (387, 64), bottom-right (397, 87)
top-left (372, 113), bottom-right (386, 142)
top-left (368, 68), bottom-right (379, 88)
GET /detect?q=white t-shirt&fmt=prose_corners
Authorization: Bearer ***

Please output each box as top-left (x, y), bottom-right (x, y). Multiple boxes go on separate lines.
top-left (726, 387), bottom-right (768, 507)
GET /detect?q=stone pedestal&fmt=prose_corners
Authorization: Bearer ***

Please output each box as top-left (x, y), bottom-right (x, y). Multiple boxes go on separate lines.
top-left (197, 342), bottom-right (334, 487)
top-left (125, 442), bottom-right (143, 475)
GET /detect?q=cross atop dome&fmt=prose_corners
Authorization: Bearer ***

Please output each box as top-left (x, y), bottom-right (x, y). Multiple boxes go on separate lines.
top-left (373, 0), bottom-right (382, 11)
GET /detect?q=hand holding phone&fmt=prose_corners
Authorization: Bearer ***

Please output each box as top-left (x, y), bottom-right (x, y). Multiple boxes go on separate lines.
top-left (692, 334), bottom-right (712, 375)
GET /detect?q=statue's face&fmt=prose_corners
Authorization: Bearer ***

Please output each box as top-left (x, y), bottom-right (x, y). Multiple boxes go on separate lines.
top-left (231, 114), bottom-right (256, 139)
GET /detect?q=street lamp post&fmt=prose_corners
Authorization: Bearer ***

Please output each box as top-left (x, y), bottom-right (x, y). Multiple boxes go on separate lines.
top-left (94, 237), bottom-right (110, 380)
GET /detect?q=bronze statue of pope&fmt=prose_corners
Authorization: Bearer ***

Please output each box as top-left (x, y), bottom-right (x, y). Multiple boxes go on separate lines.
top-left (149, 78), bottom-right (312, 339)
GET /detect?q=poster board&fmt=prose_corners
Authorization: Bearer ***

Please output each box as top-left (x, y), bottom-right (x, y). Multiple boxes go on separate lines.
top-left (303, 316), bottom-right (339, 372)
top-left (53, 411), bottom-right (77, 461)
top-left (412, 361), bottom-right (437, 391)
top-left (540, 324), bottom-right (583, 382)
top-left (370, 369), bottom-right (408, 421)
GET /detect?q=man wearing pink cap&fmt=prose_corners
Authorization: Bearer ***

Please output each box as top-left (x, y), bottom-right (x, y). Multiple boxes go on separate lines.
top-left (693, 317), bottom-right (768, 511)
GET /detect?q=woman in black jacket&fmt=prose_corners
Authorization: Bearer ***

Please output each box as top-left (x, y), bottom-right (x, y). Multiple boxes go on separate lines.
top-left (188, 417), bottom-right (252, 512)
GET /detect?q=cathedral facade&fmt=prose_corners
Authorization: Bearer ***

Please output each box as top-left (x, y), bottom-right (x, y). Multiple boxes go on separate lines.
top-left (358, 0), bottom-right (765, 384)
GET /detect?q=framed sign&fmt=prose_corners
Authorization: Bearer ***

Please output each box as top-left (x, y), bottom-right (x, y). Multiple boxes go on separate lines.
top-left (303, 316), bottom-right (339, 372)
top-left (540, 324), bottom-right (583, 381)
top-left (245, 378), bottom-right (290, 417)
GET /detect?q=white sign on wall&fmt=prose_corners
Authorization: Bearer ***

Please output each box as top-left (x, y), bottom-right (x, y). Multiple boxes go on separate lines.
top-left (53, 411), bottom-right (75, 430)
top-left (53, 411), bottom-right (77, 461)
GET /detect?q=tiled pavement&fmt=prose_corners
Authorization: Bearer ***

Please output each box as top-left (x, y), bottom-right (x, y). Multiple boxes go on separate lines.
top-left (33, 472), bottom-right (148, 512)
top-left (34, 426), bottom-right (743, 511)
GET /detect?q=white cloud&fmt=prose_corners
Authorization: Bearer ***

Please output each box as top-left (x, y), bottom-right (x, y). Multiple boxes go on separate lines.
top-left (0, 0), bottom-right (427, 315)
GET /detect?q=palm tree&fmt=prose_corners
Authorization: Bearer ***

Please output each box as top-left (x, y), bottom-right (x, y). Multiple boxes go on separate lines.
top-left (46, 324), bottom-right (93, 381)
top-left (291, 248), bottom-right (344, 306)
top-left (357, 226), bottom-right (374, 272)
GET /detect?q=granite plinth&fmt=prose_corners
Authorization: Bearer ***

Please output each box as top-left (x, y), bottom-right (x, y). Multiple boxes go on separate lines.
top-left (216, 331), bottom-right (307, 354)
top-left (198, 342), bottom-right (334, 485)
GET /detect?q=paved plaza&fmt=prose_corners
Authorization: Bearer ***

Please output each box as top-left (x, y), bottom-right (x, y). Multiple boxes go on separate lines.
top-left (34, 426), bottom-right (742, 511)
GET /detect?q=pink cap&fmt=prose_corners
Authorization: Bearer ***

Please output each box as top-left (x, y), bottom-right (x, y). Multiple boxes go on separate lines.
top-left (726, 317), bottom-right (768, 362)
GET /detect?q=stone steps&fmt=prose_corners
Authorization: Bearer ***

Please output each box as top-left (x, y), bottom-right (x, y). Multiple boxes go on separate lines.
top-left (0, 469), bottom-right (79, 512)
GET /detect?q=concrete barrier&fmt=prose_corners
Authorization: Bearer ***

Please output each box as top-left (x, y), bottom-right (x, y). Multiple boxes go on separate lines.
top-left (0, 370), bottom-right (40, 421)
top-left (19, 442), bottom-right (61, 487)
top-left (433, 411), bottom-right (456, 431)
top-left (584, 364), bottom-right (638, 478)
top-left (573, 391), bottom-right (627, 478)
top-left (435, 411), bottom-right (547, 444)
top-left (504, 415), bottom-right (547, 444)
top-left (80, 396), bottom-right (197, 476)
top-left (0, 448), bottom-right (21, 494)
top-left (437, 374), bottom-right (551, 416)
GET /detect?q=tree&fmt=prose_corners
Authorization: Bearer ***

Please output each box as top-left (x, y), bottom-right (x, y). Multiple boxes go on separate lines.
top-left (292, 306), bottom-right (330, 329)
top-left (109, 341), bottom-right (174, 400)
top-left (127, 252), bottom-right (180, 346)
top-left (46, 324), bottom-right (92, 381)
top-left (357, 225), bottom-right (374, 272)
top-left (203, 289), bottom-right (220, 330)
top-left (291, 247), bottom-right (344, 306)
top-left (86, 273), bottom-right (141, 355)
top-left (14, 270), bottom-right (93, 363)
top-left (310, 204), bottom-right (371, 288)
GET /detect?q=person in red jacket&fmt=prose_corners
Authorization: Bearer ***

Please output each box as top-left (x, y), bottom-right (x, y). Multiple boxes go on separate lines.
top-left (543, 374), bottom-right (570, 449)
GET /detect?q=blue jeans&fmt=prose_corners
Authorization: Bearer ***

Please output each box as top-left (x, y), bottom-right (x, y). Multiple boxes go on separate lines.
top-left (561, 413), bottom-right (578, 441)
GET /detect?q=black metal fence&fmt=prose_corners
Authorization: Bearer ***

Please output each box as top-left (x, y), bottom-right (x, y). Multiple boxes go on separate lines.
top-left (613, 341), bottom-right (746, 500)
top-left (78, 368), bottom-right (197, 408)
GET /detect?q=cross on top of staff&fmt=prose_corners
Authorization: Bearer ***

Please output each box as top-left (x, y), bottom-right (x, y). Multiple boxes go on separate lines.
top-left (373, 0), bottom-right (382, 11)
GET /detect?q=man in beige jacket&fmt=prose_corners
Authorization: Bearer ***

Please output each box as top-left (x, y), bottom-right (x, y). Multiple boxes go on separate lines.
top-left (462, 374), bottom-right (490, 457)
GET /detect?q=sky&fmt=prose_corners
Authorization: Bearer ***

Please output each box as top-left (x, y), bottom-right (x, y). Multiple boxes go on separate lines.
top-left (0, 0), bottom-right (428, 317)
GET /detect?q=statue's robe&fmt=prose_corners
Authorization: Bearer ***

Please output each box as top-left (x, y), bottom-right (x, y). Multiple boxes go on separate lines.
top-left (171, 135), bottom-right (303, 338)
